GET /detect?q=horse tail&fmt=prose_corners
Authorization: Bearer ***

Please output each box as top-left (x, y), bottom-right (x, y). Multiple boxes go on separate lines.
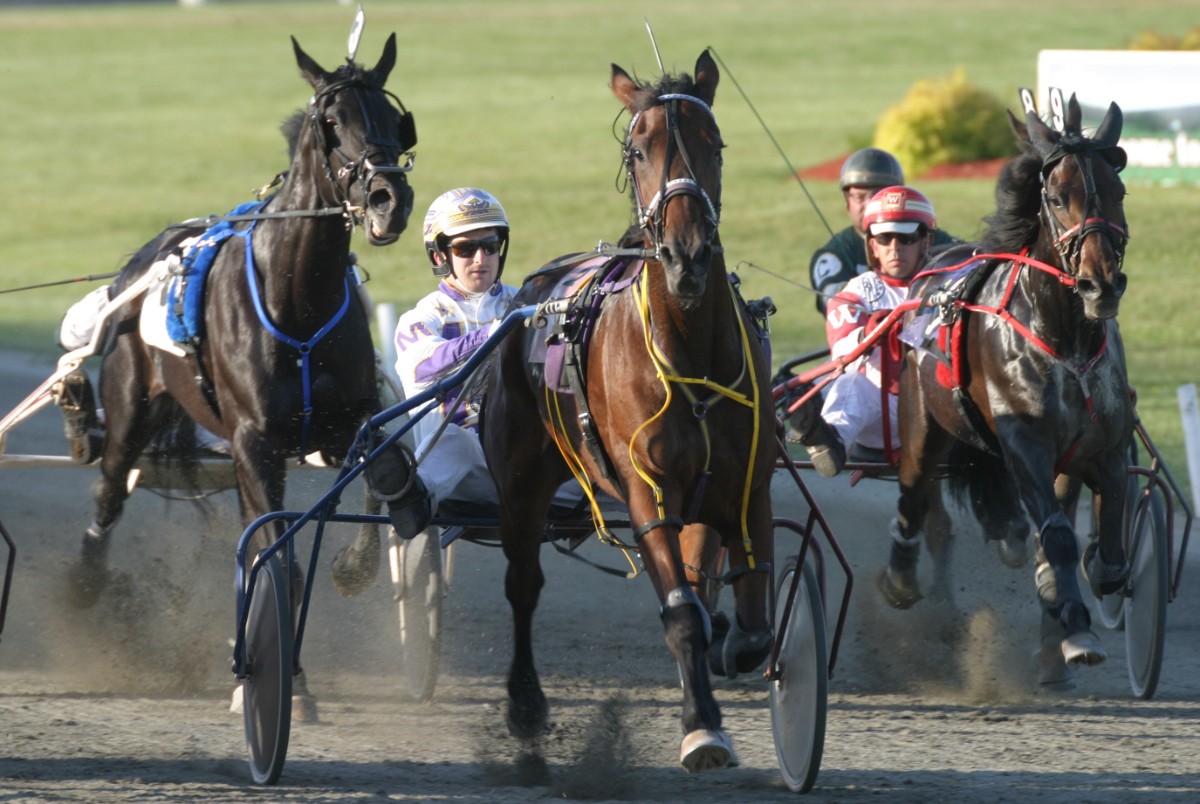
top-left (944, 441), bottom-right (1025, 540)
top-left (144, 405), bottom-right (216, 515)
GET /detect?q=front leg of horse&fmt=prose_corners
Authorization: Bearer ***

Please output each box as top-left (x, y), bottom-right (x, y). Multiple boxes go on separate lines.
top-left (233, 438), bottom-right (319, 723)
top-left (331, 437), bottom-right (421, 597)
top-left (330, 488), bottom-right (382, 598)
top-left (639, 526), bottom-right (735, 772)
top-left (1034, 511), bottom-right (1105, 672)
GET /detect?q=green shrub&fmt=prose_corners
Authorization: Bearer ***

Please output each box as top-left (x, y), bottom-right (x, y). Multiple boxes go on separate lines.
top-left (873, 69), bottom-right (1017, 178)
top-left (1178, 25), bottom-right (1200, 49)
top-left (1129, 29), bottom-right (1178, 49)
top-left (1129, 26), bottom-right (1200, 49)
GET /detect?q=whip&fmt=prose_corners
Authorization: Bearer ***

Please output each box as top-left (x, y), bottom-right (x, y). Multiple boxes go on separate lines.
top-left (706, 46), bottom-right (836, 240)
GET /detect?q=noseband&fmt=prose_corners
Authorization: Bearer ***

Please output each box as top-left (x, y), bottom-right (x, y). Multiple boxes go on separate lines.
top-left (1039, 150), bottom-right (1128, 280)
top-left (308, 78), bottom-right (416, 227)
top-left (622, 93), bottom-right (722, 260)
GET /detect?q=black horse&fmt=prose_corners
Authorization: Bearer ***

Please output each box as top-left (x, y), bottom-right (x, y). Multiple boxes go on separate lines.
top-left (66, 35), bottom-right (416, 716)
top-left (880, 94), bottom-right (1131, 686)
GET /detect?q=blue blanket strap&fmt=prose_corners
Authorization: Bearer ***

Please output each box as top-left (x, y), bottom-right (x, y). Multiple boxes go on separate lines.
top-left (242, 226), bottom-right (354, 463)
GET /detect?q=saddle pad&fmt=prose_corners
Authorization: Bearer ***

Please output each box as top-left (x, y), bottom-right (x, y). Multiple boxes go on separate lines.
top-left (138, 257), bottom-right (188, 358)
top-left (899, 260), bottom-right (981, 389)
top-left (166, 200), bottom-right (265, 344)
top-left (532, 256), bottom-right (611, 393)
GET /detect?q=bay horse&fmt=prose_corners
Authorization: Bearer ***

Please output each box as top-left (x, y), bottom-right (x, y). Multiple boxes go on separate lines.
top-left (482, 51), bottom-right (776, 771)
top-left (879, 94), bottom-right (1131, 686)
top-left (66, 34), bottom-right (416, 715)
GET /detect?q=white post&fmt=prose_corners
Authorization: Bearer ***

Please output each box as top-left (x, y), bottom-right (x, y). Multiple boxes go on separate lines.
top-left (375, 302), bottom-right (400, 389)
top-left (1178, 383), bottom-right (1200, 517)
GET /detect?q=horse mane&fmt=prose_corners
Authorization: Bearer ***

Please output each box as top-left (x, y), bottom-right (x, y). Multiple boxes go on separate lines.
top-left (981, 121), bottom-right (1118, 254)
top-left (280, 110), bottom-right (304, 161)
top-left (624, 70), bottom-right (704, 112)
top-left (980, 144), bottom-right (1042, 253)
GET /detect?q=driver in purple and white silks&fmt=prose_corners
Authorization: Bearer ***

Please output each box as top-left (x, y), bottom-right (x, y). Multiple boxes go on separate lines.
top-left (385, 187), bottom-right (518, 536)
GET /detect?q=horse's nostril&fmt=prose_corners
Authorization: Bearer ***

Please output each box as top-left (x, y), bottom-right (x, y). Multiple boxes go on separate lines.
top-left (1114, 273), bottom-right (1128, 297)
top-left (1075, 277), bottom-right (1100, 298)
top-left (368, 188), bottom-right (394, 212)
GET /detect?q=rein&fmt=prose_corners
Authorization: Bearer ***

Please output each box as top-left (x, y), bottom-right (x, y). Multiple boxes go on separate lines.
top-left (919, 249), bottom-right (1111, 471)
top-left (628, 267), bottom-right (765, 570)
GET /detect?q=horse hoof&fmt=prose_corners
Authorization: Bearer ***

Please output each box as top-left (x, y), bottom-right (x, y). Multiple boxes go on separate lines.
top-left (506, 677), bottom-right (549, 741)
top-left (1061, 630), bottom-right (1106, 668)
top-left (680, 728), bottom-right (738, 773)
top-left (330, 537), bottom-right (380, 598)
top-left (1081, 541), bottom-right (1129, 598)
top-left (875, 566), bottom-right (923, 610)
top-left (292, 692), bottom-right (319, 723)
top-left (997, 533), bottom-right (1029, 569)
top-left (1034, 646), bottom-right (1077, 690)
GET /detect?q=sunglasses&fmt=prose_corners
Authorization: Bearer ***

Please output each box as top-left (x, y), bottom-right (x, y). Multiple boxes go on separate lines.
top-left (872, 231), bottom-right (924, 246)
top-left (447, 236), bottom-right (502, 258)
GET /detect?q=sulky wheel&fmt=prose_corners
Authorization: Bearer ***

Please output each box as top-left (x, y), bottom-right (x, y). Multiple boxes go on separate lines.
top-left (242, 552), bottom-right (293, 785)
top-left (769, 555), bottom-right (827, 794)
top-left (389, 525), bottom-right (443, 702)
top-left (1123, 486), bottom-right (1168, 699)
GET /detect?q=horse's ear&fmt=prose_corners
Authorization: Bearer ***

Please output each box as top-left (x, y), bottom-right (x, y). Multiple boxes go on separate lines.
top-left (693, 50), bottom-right (719, 106)
top-left (1008, 108), bottom-right (1030, 145)
top-left (1064, 92), bottom-right (1083, 135)
top-left (371, 32), bottom-right (397, 84)
top-left (611, 63), bottom-right (639, 111)
top-left (1024, 108), bottom-right (1058, 160)
top-left (292, 36), bottom-right (329, 90)
top-left (1093, 101), bottom-right (1123, 148)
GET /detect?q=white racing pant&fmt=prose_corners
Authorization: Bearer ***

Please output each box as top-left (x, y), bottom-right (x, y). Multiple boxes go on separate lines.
top-left (414, 422), bottom-right (582, 510)
top-left (820, 369), bottom-right (900, 454)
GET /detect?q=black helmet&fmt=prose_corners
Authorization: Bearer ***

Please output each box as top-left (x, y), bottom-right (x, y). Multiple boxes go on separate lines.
top-left (839, 148), bottom-right (905, 190)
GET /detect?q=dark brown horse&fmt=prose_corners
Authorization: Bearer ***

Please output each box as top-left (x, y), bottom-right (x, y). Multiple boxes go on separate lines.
top-left (482, 51), bottom-right (776, 771)
top-left (880, 94), bottom-right (1131, 686)
top-left (67, 35), bottom-right (416, 714)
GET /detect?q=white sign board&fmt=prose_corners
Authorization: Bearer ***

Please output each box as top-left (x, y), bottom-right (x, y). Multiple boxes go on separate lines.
top-left (1038, 49), bottom-right (1200, 185)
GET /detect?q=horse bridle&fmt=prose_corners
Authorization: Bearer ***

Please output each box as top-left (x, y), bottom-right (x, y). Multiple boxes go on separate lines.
top-left (622, 93), bottom-right (722, 260)
top-left (308, 77), bottom-right (416, 228)
top-left (1038, 149), bottom-right (1129, 280)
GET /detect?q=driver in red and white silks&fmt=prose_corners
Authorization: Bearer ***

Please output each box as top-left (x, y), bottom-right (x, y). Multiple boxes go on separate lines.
top-left (802, 185), bottom-right (939, 477)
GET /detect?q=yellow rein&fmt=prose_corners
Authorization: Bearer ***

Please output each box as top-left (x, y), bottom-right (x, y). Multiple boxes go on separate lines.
top-left (544, 267), bottom-right (764, 571)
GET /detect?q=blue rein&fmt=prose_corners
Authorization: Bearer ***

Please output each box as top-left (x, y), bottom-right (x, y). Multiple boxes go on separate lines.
top-left (241, 218), bottom-right (354, 462)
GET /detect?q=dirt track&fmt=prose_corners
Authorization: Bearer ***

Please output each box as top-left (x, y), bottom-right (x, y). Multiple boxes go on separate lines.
top-left (1, 348), bottom-right (1198, 803)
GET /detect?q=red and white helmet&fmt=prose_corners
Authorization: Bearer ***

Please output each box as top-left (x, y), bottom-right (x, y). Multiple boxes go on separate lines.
top-left (863, 186), bottom-right (937, 237)
top-left (422, 187), bottom-right (510, 277)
